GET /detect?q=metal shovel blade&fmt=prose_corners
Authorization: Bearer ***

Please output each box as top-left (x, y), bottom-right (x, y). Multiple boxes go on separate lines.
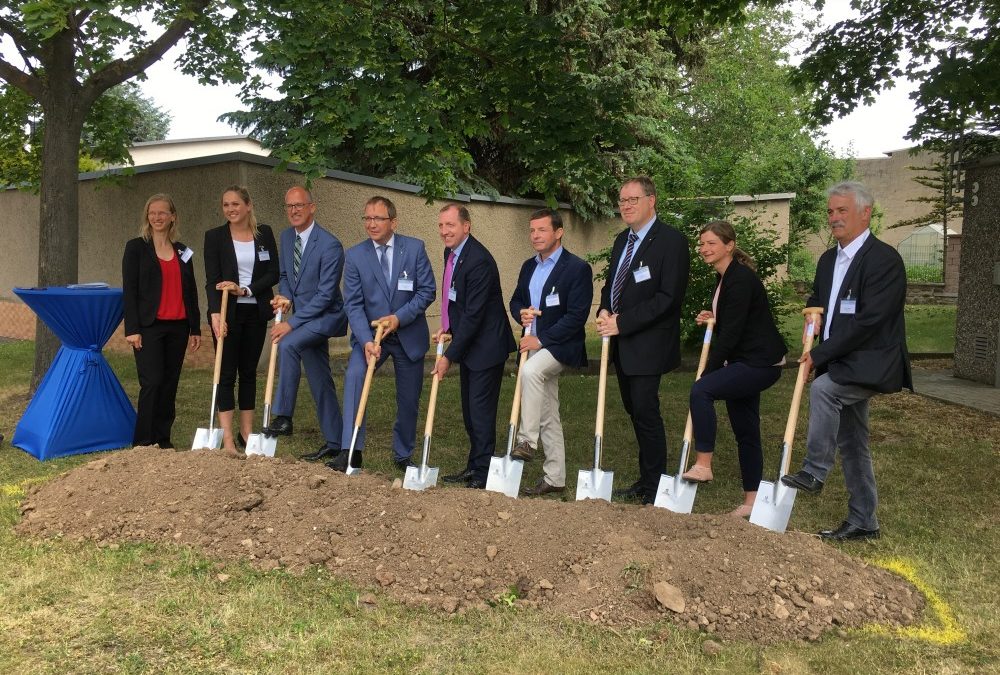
top-left (575, 467), bottom-right (613, 502)
top-left (403, 465), bottom-right (439, 491)
top-left (486, 455), bottom-right (524, 498)
top-left (244, 433), bottom-right (277, 457)
top-left (749, 480), bottom-right (797, 533)
top-left (192, 428), bottom-right (223, 450)
top-left (653, 473), bottom-right (697, 513)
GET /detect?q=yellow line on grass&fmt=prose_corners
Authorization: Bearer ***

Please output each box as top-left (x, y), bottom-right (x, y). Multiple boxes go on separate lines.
top-left (863, 557), bottom-right (966, 645)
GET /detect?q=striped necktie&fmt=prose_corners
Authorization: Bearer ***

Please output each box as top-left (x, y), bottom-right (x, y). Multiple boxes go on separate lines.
top-left (293, 234), bottom-right (303, 278)
top-left (611, 232), bottom-right (638, 313)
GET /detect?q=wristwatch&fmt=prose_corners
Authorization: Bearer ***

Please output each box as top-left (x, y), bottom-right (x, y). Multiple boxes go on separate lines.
top-left (241, 286), bottom-right (252, 297)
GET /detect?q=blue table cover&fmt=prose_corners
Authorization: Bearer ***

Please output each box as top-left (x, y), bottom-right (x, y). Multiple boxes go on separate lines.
top-left (12, 286), bottom-right (136, 460)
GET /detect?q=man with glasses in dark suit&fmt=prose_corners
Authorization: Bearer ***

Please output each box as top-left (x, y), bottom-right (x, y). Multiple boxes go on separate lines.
top-left (597, 176), bottom-right (689, 504)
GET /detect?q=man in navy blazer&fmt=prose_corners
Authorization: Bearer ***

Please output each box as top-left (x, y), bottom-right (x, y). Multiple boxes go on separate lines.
top-left (327, 196), bottom-right (436, 471)
top-left (431, 204), bottom-right (516, 488)
top-left (782, 181), bottom-right (911, 541)
top-left (265, 187), bottom-right (348, 456)
top-left (508, 208), bottom-right (593, 496)
top-left (597, 176), bottom-right (689, 504)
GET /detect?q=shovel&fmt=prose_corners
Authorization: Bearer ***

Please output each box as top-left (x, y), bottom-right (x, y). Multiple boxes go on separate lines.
top-left (654, 318), bottom-right (715, 512)
top-left (193, 290), bottom-right (229, 450)
top-left (246, 309), bottom-right (283, 457)
top-left (403, 333), bottom-right (452, 491)
top-left (576, 335), bottom-right (614, 501)
top-left (342, 320), bottom-right (389, 476)
top-left (486, 310), bottom-right (540, 498)
top-left (749, 307), bottom-right (824, 533)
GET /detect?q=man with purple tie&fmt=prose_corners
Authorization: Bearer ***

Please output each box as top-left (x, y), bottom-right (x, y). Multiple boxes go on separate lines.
top-left (431, 204), bottom-right (516, 489)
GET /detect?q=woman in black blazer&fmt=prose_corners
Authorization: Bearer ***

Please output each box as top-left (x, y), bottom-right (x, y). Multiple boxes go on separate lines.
top-left (203, 186), bottom-right (280, 451)
top-left (681, 220), bottom-right (787, 518)
top-left (122, 193), bottom-right (202, 448)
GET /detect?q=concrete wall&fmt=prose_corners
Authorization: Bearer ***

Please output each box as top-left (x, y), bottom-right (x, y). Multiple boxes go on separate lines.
top-left (954, 155), bottom-right (1000, 386)
top-left (1, 154), bottom-right (792, 365)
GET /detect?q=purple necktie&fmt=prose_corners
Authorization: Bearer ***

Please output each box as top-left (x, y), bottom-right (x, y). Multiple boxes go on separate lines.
top-left (611, 232), bottom-right (638, 313)
top-left (441, 250), bottom-right (456, 332)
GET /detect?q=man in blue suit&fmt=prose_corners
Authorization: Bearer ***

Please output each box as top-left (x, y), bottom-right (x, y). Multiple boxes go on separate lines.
top-left (432, 204), bottom-right (516, 488)
top-left (328, 196), bottom-right (436, 471)
top-left (264, 186), bottom-right (348, 458)
top-left (508, 208), bottom-right (593, 496)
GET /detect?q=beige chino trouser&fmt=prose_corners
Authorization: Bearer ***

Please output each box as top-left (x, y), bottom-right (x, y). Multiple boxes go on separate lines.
top-left (516, 348), bottom-right (567, 487)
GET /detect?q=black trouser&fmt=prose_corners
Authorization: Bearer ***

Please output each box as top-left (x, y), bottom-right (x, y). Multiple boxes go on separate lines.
top-left (212, 303), bottom-right (267, 412)
top-left (615, 368), bottom-right (668, 496)
top-left (460, 361), bottom-right (505, 481)
top-left (133, 319), bottom-right (189, 447)
top-left (689, 362), bottom-right (782, 491)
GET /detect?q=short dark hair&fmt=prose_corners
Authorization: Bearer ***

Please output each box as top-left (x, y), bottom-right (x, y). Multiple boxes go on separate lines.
top-left (366, 195), bottom-right (397, 219)
top-left (529, 207), bottom-right (563, 230)
top-left (623, 176), bottom-right (656, 197)
top-left (439, 203), bottom-right (471, 224)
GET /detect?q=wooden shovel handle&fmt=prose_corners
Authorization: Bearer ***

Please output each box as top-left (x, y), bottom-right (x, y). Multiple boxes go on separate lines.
top-left (354, 321), bottom-right (388, 427)
top-left (509, 309), bottom-right (541, 427)
top-left (783, 307), bottom-right (824, 452)
top-left (423, 333), bottom-right (452, 436)
top-left (595, 335), bottom-right (610, 438)
top-left (211, 290), bottom-right (229, 385)
top-left (682, 318), bottom-right (716, 443)
top-left (262, 309), bottom-right (282, 407)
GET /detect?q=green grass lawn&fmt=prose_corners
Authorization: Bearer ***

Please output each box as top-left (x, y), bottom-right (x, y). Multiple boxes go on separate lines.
top-left (1, 336), bottom-right (996, 673)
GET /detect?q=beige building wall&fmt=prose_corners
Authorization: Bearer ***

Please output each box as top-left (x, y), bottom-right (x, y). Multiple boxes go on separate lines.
top-left (802, 146), bottom-right (962, 258)
top-left (1, 155), bottom-right (792, 363)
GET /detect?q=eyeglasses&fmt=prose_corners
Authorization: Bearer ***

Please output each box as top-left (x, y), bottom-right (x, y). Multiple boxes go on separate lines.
top-left (618, 196), bottom-right (649, 207)
top-left (284, 202), bottom-right (312, 211)
top-left (362, 216), bottom-right (391, 224)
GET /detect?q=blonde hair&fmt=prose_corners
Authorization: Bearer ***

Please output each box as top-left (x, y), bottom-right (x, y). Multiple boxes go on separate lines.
top-left (700, 220), bottom-right (756, 271)
top-left (222, 185), bottom-right (260, 238)
top-left (139, 193), bottom-right (179, 242)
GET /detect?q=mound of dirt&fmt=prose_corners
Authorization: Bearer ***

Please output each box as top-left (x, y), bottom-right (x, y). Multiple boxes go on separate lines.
top-left (16, 448), bottom-right (923, 644)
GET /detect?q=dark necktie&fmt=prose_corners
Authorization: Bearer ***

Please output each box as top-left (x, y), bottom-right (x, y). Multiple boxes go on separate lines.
top-left (378, 244), bottom-right (391, 286)
top-left (611, 232), bottom-right (638, 313)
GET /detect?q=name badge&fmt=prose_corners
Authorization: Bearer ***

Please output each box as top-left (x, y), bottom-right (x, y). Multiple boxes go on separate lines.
top-left (448, 287), bottom-right (457, 302)
top-left (545, 292), bottom-right (560, 307)
top-left (258, 249), bottom-right (270, 262)
top-left (398, 278), bottom-right (414, 292)
top-left (632, 265), bottom-right (651, 283)
top-left (840, 298), bottom-right (857, 315)
top-left (180, 247), bottom-right (194, 263)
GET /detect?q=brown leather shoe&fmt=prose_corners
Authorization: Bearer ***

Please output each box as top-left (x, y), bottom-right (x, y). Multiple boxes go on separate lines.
top-left (510, 441), bottom-right (534, 462)
top-left (522, 478), bottom-right (564, 497)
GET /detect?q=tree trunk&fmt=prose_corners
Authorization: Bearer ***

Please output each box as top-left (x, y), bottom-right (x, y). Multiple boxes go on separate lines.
top-left (30, 67), bottom-right (86, 392)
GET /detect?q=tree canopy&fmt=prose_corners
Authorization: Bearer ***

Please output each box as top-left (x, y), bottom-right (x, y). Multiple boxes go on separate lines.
top-left (795, 0), bottom-right (1000, 140)
top-left (0, 82), bottom-right (171, 187)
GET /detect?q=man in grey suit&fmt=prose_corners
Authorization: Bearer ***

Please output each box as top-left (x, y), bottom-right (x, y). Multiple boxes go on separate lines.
top-left (328, 196), bottom-right (436, 471)
top-left (265, 186), bottom-right (348, 457)
top-left (781, 181), bottom-right (911, 541)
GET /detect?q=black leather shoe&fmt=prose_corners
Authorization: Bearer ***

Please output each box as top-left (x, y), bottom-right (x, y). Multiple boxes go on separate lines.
top-left (264, 416), bottom-right (293, 437)
top-left (522, 478), bottom-right (565, 497)
top-left (780, 470), bottom-right (824, 494)
top-left (612, 482), bottom-right (644, 500)
top-left (237, 433), bottom-right (247, 449)
top-left (302, 445), bottom-right (342, 462)
top-left (394, 456), bottom-right (416, 470)
top-left (819, 521), bottom-right (880, 541)
top-left (466, 478), bottom-right (487, 489)
top-left (327, 451), bottom-right (362, 472)
top-left (442, 469), bottom-right (476, 483)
